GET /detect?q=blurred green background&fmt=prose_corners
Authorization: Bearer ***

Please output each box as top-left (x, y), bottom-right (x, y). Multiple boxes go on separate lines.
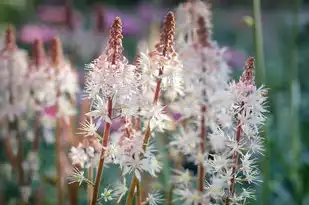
top-left (1, 0), bottom-right (309, 204)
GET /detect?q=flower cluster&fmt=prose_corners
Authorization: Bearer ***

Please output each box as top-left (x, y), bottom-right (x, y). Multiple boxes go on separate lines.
top-left (84, 17), bottom-right (140, 122)
top-left (0, 25), bottom-right (29, 122)
top-left (171, 56), bottom-right (267, 204)
top-left (67, 2), bottom-right (268, 205)
top-left (166, 1), bottom-right (268, 205)
top-left (0, 25), bottom-right (80, 204)
top-left (69, 139), bottom-right (101, 168)
top-left (49, 36), bottom-right (79, 123)
top-left (27, 39), bottom-right (57, 110)
top-left (69, 12), bottom-right (182, 205)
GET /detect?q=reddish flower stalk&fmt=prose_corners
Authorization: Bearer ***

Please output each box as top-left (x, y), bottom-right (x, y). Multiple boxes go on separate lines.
top-left (32, 39), bottom-right (46, 67)
top-left (91, 17), bottom-right (123, 205)
top-left (136, 181), bottom-right (142, 205)
top-left (196, 16), bottom-right (210, 200)
top-left (226, 58), bottom-right (255, 205)
top-left (51, 37), bottom-right (64, 205)
top-left (145, 11), bottom-right (176, 148)
top-left (125, 12), bottom-right (176, 205)
top-left (90, 99), bottom-right (112, 205)
top-left (134, 55), bottom-right (142, 205)
top-left (50, 37), bottom-right (63, 70)
top-left (4, 24), bottom-right (17, 51)
top-left (32, 39), bottom-right (45, 152)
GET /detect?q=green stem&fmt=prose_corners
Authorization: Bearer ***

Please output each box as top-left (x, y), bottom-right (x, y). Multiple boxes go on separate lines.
top-left (253, 0), bottom-right (266, 86)
top-left (252, 1), bottom-right (269, 204)
top-left (289, 0), bottom-right (302, 202)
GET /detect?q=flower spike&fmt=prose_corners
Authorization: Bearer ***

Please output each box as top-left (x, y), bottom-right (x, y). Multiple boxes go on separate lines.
top-left (240, 57), bottom-right (255, 85)
top-left (106, 17), bottom-right (123, 64)
top-left (32, 39), bottom-right (45, 67)
top-left (4, 24), bottom-right (17, 51)
top-left (50, 36), bottom-right (63, 69)
top-left (156, 11), bottom-right (176, 56)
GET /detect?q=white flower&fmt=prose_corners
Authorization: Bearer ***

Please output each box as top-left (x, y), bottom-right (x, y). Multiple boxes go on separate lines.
top-left (86, 95), bottom-right (111, 124)
top-left (208, 128), bottom-right (228, 152)
top-left (140, 104), bottom-right (171, 131)
top-left (113, 179), bottom-right (128, 203)
top-left (204, 177), bottom-right (227, 200)
top-left (171, 169), bottom-right (194, 186)
top-left (84, 52), bottom-right (140, 114)
top-left (69, 144), bottom-right (88, 168)
top-left (122, 155), bottom-right (145, 181)
top-left (144, 190), bottom-right (164, 205)
top-left (174, 186), bottom-right (203, 205)
top-left (169, 127), bottom-right (200, 155)
top-left (239, 188), bottom-right (255, 203)
top-left (105, 142), bottom-right (120, 164)
top-left (145, 155), bottom-right (162, 178)
top-left (27, 67), bottom-right (57, 109)
top-left (67, 166), bottom-right (93, 186)
top-left (57, 95), bottom-right (77, 121)
top-left (100, 188), bottom-right (113, 202)
top-left (78, 117), bottom-right (99, 137)
top-left (207, 154), bottom-right (231, 173)
top-left (122, 151), bottom-right (161, 181)
top-left (56, 62), bottom-right (80, 96)
top-left (248, 136), bottom-right (264, 155)
top-left (0, 90), bottom-right (29, 122)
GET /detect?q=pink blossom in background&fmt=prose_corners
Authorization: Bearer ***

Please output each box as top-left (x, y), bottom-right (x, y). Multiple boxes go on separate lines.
top-left (19, 24), bottom-right (56, 44)
top-left (223, 48), bottom-right (247, 70)
top-left (104, 8), bottom-right (143, 35)
top-left (44, 105), bottom-right (57, 117)
top-left (136, 2), bottom-right (168, 23)
top-left (37, 5), bottom-right (82, 27)
top-left (137, 2), bottom-right (156, 21)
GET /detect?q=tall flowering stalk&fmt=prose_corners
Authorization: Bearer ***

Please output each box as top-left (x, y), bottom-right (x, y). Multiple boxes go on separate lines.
top-left (222, 57), bottom-right (267, 204)
top-left (171, 0), bottom-right (231, 204)
top-left (68, 12), bottom-right (182, 205)
top-left (89, 17), bottom-right (122, 205)
top-left (30, 39), bottom-right (49, 152)
top-left (0, 25), bottom-right (30, 204)
top-left (69, 16), bottom-right (139, 205)
top-left (172, 1), bottom-right (267, 204)
top-left (196, 15), bottom-right (210, 197)
top-left (125, 11), bottom-right (179, 205)
top-left (49, 36), bottom-right (79, 205)
top-left (63, 3), bottom-right (268, 205)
